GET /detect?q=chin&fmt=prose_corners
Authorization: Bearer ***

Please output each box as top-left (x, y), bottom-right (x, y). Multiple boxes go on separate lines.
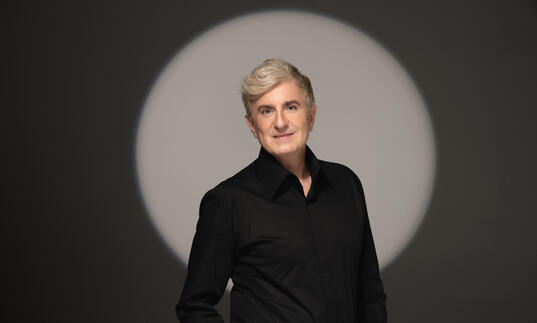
top-left (262, 137), bottom-right (303, 155)
top-left (272, 145), bottom-right (298, 156)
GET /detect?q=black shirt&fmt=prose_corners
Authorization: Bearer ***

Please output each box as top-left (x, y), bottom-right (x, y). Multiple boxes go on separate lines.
top-left (176, 144), bottom-right (387, 323)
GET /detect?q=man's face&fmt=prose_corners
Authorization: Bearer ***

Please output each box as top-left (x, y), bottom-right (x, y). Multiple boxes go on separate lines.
top-left (245, 80), bottom-right (317, 159)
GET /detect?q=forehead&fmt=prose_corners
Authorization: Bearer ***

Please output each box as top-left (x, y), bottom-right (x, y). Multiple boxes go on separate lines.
top-left (254, 80), bottom-right (306, 106)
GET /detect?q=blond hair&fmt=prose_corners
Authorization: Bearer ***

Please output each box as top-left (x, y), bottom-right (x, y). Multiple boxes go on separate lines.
top-left (241, 58), bottom-right (315, 120)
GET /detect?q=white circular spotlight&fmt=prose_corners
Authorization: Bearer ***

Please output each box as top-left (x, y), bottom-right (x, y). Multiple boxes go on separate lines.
top-left (135, 10), bottom-right (436, 280)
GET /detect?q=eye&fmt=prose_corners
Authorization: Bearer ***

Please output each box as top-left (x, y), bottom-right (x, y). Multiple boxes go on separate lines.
top-left (260, 108), bottom-right (271, 115)
top-left (288, 105), bottom-right (297, 110)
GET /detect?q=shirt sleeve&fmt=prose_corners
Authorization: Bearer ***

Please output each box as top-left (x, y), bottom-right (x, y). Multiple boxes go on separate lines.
top-left (175, 188), bottom-right (236, 323)
top-left (353, 173), bottom-right (388, 323)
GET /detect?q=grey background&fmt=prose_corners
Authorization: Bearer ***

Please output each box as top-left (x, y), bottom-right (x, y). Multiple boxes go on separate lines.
top-left (2, 0), bottom-right (536, 322)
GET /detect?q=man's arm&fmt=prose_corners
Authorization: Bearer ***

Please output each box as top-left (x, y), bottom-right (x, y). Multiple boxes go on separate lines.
top-left (175, 188), bottom-right (235, 323)
top-left (353, 173), bottom-right (388, 323)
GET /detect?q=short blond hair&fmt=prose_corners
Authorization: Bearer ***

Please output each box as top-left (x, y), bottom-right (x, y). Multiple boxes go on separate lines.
top-left (241, 58), bottom-right (315, 120)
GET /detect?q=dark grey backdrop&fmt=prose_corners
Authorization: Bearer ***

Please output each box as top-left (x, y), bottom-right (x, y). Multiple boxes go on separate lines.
top-left (2, 0), bottom-right (536, 322)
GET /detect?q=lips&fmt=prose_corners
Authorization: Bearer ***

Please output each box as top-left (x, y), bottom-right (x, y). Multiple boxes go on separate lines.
top-left (273, 133), bottom-right (293, 138)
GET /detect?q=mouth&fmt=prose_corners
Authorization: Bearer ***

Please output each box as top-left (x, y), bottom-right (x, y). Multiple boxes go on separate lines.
top-left (273, 133), bottom-right (294, 139)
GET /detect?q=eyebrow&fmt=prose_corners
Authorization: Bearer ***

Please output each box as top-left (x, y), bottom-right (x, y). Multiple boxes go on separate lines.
top-left (257, 100), bottom-right (301, 111)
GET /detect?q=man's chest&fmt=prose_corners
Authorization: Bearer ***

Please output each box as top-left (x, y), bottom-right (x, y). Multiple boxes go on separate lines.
top-left (234, 187), bottom-right (364, 267)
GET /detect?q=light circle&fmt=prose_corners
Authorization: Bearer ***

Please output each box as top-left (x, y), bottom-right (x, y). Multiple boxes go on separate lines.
top-left (135, 11), bottom-right (436, 278)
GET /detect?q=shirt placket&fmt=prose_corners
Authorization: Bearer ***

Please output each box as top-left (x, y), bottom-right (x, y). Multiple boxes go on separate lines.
top-left (297, 181), bottom-right (329, 323)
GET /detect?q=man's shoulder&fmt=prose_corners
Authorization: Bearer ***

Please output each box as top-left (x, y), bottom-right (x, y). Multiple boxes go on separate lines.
top-left (206, 159), bottom-right (258, 196)
top-left (318, 158), bottom-right (366, 199)
top-left (318, 158), bottom-right (362, 183)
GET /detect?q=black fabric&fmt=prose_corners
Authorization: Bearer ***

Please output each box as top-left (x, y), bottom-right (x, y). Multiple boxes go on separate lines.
top-left (176, 144), bottom-right (387, 323)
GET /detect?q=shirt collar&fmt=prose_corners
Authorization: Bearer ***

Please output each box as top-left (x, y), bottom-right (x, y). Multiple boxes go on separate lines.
top-left (254, 144), bottom-right (327, 200)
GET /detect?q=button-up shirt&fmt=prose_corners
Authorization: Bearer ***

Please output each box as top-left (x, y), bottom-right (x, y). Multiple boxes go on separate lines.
top-left (176, 144), bottom-right (387, 323)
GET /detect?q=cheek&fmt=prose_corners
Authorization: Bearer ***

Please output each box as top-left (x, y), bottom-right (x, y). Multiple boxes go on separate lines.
top-left (255, 120), bottom-right (272, 136)
top-left (296, 117), bottom-right (310, 132)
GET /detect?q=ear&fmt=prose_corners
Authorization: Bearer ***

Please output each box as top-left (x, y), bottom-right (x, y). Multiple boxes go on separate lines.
top-left (308, 104), bottom-right (318, 132)
top-left (244, 114), bottom-right (258, 139)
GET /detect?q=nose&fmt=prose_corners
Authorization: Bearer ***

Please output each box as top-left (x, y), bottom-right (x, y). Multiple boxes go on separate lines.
top-left (274, 108), bottom-right (288, 130)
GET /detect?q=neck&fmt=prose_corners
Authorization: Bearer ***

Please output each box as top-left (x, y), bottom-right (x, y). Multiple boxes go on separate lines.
top-left (273, 146), bottom-right (309, 180)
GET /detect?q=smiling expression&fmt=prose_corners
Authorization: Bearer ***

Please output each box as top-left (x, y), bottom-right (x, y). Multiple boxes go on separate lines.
top-left (245, 80), bottom-right (317, 159)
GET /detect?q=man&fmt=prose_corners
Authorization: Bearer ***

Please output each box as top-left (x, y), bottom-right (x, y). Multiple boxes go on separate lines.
top-left (176, 58), bottom-right (387, 322)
